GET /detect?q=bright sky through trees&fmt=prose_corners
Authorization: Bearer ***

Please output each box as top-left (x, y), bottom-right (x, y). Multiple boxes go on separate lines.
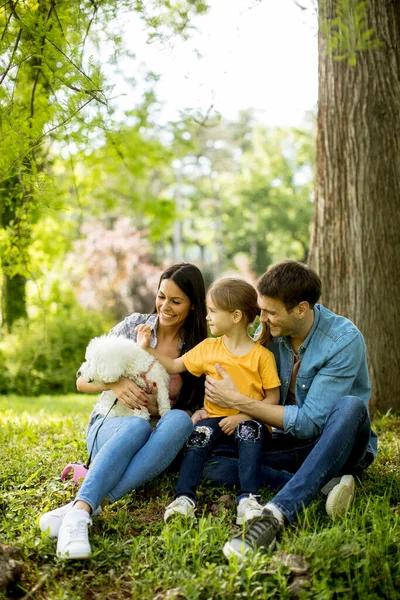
top-left (105, 0), bottom-right (318, 126)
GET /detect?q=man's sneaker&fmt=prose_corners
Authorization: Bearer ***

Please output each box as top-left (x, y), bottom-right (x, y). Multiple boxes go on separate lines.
top-left (164, 496), bottom-right (196, 522)
top-left (236, 494), bottom-right (264, 524)
top-left (40, 502), bottom-right (101, 537)
top-left (325, 474), bottom-right (355, 517)
top-left (223, 508), bottom-right (281, 560)
top-left (56, 509), bottom-right (92, 559)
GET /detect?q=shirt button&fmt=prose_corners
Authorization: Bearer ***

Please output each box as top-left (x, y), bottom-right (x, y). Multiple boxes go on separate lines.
top-left (302, 384), bottom-right (306, 388)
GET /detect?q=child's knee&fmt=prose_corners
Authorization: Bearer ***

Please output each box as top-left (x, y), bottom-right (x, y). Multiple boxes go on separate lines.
top-left (235, 420), bottom-right (262, 442)
top-left (186, 424), bottom-right (214, 448)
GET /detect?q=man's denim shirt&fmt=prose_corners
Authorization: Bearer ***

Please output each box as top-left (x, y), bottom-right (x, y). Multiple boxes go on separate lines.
top-left (266, 304), bottom-right (378, 458)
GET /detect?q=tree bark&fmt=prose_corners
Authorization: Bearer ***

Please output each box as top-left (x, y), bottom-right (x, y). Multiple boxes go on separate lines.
top-left (0, 174), bottom-right (29, 331)
top-left (309, 0), bottom-right (400, 413)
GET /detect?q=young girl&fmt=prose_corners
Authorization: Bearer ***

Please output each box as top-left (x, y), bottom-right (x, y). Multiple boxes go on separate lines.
top-left (137, 277), bottom-right (280, 525)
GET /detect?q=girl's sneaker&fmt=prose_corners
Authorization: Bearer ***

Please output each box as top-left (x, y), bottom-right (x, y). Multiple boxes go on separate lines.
top-left (164, 496), bottom-right (196, 522)
top-left (40, 502), bottom-right (101, 537)
top-left (56, 509), bottom-right (92, 559)
top-left (236, 494), bottom-right (264, 524)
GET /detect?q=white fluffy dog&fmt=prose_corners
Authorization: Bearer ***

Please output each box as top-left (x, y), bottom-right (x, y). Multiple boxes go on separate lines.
top-left (77, 335), bottom-right (171, 420)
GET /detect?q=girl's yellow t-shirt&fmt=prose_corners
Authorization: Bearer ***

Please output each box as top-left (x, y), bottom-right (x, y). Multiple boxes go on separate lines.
top-left (182, 337), bottom-right (280, 418)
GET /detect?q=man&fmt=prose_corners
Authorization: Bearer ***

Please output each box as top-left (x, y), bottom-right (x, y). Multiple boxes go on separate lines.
top-left (203, 260), bottom-right (377, 559)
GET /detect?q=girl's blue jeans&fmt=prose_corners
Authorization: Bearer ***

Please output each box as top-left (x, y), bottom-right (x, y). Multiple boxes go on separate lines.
top-left (75, 409), bottom-right (193, 513)
top-left (175, 417), bottom-right (264, 503)
top-left (203, 396), bottom-right (374, 524)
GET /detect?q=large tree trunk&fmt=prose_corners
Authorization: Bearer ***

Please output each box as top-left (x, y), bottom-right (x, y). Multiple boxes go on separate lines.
top-left (0, 175), bottom-right (29, 331)
top-left (309, 0), bottom-right (400, 414)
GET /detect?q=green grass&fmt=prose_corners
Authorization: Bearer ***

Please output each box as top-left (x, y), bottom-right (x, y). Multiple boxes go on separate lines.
top-left (0, 395), bottom-right (399, 599)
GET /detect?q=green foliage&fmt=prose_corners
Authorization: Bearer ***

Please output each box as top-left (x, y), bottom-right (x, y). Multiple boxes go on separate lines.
top-left (0, 397), bottom-right (399, 598)
top-left (0, 307), bottom-right (112, 396)
top-left (0, 0), bottom-right (210, 330)
top-left (168, 111), bottom-right (315, 275)
top-left (225, 125), bottom-right (314, 273)
top-left (70, 116), bottom-right (177, 241)
top-left (320, 0), bottom-right (383, 66)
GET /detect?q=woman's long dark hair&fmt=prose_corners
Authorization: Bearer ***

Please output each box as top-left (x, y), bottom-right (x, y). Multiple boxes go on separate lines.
top-left (154, 263), bottom-right (207, 412)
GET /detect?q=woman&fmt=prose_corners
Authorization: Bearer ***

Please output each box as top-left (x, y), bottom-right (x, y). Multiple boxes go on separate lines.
top-left (40, 263), bottom-right (207, 559)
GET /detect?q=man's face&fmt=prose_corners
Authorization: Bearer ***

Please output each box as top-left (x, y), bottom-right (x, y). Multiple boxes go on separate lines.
top-left (258, 295), bottom-right (300, 338)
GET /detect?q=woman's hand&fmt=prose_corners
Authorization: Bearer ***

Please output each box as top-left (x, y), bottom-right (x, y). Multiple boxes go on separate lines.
top-left (109, 377), bottom-right (151, 411)
top-left (219, 414), bottom-right (251, 436)
top-left (191, 408), bottom-right (209, 425)
top-left (205, 364), bottom-right (239, 408)
top-left (135, 324), bottom-right (152, 350)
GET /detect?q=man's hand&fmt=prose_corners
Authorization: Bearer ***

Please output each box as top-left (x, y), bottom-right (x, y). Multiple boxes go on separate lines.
top-left (191, 408), bottom-right (209, 425)
top-left (109, 377), bottom-right (151, 411)
top-left (135, 324), bottom-right (152, 350)
top-left (205, 364), bottom-right (238, 408)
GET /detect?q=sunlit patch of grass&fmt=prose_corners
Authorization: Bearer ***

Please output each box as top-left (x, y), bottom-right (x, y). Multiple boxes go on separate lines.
top-left (0, 396), bottom-right (399, 599)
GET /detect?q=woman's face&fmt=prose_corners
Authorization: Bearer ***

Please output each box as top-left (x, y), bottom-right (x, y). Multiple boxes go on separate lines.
top-left (156, 278), bottom-right (193, 329)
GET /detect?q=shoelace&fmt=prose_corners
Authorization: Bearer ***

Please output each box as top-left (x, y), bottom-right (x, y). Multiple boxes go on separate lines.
top-left (245, 498), bottom-right (262, 510)
top-left (173, 497), bottom-right (193, 508)
top-left (241, 512), bottom-right (279, 545)
top-left (65, 518), bottom-right (90, 541)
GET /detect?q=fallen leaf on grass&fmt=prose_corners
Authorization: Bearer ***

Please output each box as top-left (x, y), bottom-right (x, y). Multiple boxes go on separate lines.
top-left (210, 494), bottom-right (235, 516)
top-left (271, 552), bottom-right (309, 575)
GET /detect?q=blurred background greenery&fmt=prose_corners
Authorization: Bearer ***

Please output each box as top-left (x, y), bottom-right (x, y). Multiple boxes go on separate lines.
top-left (0, 1), bottom-right (316, 395)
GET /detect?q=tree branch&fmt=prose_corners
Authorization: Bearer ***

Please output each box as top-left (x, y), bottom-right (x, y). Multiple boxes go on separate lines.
top-left (0, 53), bottom-right (34, 81)
top-left (45, 36), bottom-right (96, 84)
top-left (54, 75), bottom-right (108, 106)
top-left (81, 1), bottom-right (99, 56)
top-left (0, 97), bottom-right (96, 182)
top-left (30, 2), bottom-right (55, 122)
top-left (0, 5), bottom-right (13, 43)
top-left (0, 27), bottom-right (21, 86)
top-left (52, 3), bottom-right (64, 36)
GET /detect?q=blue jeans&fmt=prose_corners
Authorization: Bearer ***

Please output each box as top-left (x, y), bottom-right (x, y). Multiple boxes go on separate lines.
top-left (175, 417), bottom-right (264, 503)
top-left (203, 396), bottom-right (374, 524)
top-left (75, 410), bottom-right (193, 513)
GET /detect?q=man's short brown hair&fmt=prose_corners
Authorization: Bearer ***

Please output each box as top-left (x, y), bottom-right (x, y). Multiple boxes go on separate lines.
top-left (257, 260), bottom-right (321, 312)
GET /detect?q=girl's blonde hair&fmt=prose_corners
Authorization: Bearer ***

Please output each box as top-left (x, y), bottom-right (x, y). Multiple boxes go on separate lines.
top-left (207, 278), bottom-right (260, 324)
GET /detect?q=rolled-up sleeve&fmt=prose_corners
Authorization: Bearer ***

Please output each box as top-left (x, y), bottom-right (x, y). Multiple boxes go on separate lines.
top-left (283, 404), bottom-right (320, 438)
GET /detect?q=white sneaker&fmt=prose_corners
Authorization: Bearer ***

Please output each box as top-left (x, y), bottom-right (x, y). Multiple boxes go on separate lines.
top-left (236, 494), bottom-right (264, 524)
top-left (40, 502), bottom-right (101, 537)
top-left (40, 502), bottom-right (74, 537)
top-left (325, 475), bottom-right (355, 517)
top-left (164, 496), bottom-right (196, 522)
top-left (56, 509), bottom-right (92, 559)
